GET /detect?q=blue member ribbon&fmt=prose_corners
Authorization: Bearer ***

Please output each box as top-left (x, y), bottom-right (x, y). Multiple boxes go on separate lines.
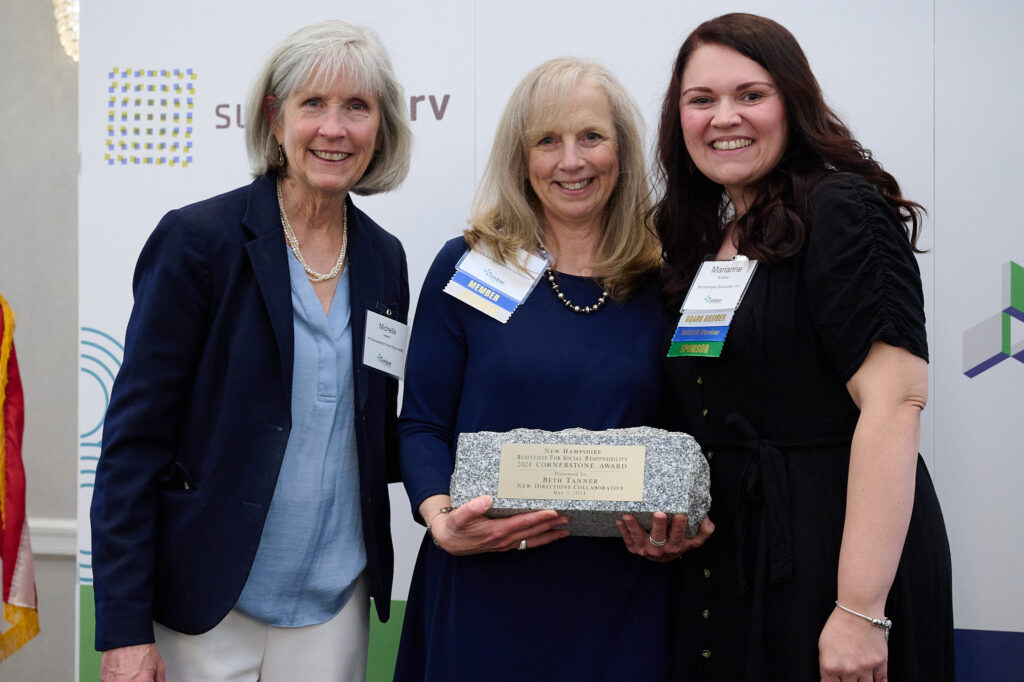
top-left (672, 325), bottom-right (731, 343)
top-left (450, 270), bottom-right (519, 313)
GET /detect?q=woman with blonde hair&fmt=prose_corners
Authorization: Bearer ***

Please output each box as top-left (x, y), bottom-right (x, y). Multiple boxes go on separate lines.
top-left (395, 57), bottom-right (709, 680)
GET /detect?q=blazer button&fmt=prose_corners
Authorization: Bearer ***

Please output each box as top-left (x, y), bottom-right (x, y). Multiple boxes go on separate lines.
top-left (702, 408), bottom-right (709, 417)
top-left (702, 609), bottom-right (710, 619)
top-left (696, 376), bottom-right (703, 385)
top-left (703, 568), bottom-right (711, 579)
top-left (702, 649), bottom-right (711, 659)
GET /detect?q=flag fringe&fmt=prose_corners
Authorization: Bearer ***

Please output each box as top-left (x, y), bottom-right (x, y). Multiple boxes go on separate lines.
top-left (0, 602), bottom-right (40, 661)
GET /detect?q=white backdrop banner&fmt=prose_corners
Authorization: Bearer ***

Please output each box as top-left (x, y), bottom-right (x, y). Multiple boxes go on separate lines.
top-left (78, 1), bottom-right (1023, 679)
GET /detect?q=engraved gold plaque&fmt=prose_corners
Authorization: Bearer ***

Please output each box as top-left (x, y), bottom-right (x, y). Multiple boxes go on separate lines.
top-left (496, 443), bottom-right (645, 502)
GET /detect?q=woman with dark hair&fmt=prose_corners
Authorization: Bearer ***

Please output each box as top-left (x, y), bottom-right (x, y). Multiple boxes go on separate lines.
top-left (651, 12), bottom-right (954, 681)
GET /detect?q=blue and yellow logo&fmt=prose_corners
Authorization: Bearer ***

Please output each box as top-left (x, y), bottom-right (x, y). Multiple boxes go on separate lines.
top-left (105, 67), bottom-right (196, 167)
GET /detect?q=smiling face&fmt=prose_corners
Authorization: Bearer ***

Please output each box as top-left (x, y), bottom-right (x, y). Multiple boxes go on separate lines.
top-left (679, 43), bottom-right (787, 214)
top-left (527, 81), bottom-right (620, 234)
top-left (272, 71), bottom-right (380, 203)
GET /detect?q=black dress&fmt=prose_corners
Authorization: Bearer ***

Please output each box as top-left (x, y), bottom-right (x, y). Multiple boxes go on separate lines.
top-left (665, 174), bottom-right (955, 680)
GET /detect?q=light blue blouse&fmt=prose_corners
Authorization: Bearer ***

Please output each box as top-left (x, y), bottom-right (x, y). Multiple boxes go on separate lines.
top-left (235, 251), bottom-right (366, 626)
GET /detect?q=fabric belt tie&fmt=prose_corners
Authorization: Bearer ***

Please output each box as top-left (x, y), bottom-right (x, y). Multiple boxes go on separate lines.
top-left (709, 412), bottom-right (850, 596)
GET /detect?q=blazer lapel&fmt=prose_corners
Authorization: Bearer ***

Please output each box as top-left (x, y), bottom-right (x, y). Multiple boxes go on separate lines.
top-left (243, 176), bottom-right (294, 396)
top-left (346, 197), bottom-right (379, 412)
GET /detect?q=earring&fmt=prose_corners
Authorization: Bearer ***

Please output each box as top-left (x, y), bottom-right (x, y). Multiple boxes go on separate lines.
top-left (277, 144), bottom-right (285, 168)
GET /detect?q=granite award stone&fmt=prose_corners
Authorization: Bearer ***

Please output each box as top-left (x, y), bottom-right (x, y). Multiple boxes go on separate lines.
top-left (449, 427), bottom-right (710, 537)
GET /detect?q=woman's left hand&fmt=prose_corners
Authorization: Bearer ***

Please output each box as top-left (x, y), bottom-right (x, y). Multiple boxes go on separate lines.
top-left (818, 606), bottom-right (888, 681)
top-left (617, 512), bottom-right (713, 562)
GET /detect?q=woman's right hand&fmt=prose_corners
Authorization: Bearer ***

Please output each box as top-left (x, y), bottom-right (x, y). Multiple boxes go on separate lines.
top-left (425, 495), bottom-right (569, 556)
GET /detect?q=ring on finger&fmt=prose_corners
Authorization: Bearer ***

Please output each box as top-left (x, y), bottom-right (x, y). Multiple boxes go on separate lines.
top-left (518, 539), bottom-right (528, 551)
top-left (649, 534), bottom-right (668, 547)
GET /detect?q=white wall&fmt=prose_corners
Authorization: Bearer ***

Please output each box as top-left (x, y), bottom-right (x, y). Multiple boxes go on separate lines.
top-left (934, 0), bottom-right (1024, 631)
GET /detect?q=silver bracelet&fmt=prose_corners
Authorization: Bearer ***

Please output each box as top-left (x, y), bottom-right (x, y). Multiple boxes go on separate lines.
top-left (426, 506), bottom-right (453, 547)
top-left (834, 601), bottom-right (892, 642)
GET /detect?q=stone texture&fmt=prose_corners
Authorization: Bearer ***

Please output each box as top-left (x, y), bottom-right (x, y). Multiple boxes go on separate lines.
top-left (450, 427), bottom-right (710, 537)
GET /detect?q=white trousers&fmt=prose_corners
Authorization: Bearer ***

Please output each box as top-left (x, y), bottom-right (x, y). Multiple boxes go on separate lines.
top-left (154, 573), bottom-right (370, 682)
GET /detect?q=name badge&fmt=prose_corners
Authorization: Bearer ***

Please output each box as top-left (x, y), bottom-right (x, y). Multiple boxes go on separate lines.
top-left (442, 247), bottom-right (547, 323)
top-left (363, 310), bottom-right (409, 379)
top-left (668, 257), bottom-right (757, 358)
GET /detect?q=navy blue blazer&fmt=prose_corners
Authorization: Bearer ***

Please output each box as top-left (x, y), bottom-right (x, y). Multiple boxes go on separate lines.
top-left (91, 175), bottom-right (408, 651)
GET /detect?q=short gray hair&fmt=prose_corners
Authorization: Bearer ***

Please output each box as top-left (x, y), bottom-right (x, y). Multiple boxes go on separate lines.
top-left (244, 20), bottom-right (411, 195)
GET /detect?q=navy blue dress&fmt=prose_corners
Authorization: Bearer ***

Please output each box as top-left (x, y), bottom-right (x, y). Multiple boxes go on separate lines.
top-left (396, 238), bottom-right (672, 681)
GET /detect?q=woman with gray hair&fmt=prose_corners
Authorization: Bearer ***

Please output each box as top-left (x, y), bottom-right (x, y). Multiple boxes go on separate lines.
top-left (394, 57), bottom-right (712, 680)
top-left (90, 19), bottom-right (411, 681)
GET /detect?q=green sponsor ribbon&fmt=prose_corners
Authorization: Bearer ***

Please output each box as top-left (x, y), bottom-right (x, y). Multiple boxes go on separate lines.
top-left (667, 341), bottom-right (724, 358)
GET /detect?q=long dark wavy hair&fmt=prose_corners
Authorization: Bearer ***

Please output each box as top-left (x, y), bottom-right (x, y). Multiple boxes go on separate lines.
top-left (653, 13), bottom-right (924, 302)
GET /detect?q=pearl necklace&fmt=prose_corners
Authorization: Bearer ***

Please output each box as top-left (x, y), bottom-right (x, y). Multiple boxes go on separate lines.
top-left (276, 177), bottom-right (347, 283)
top-left (545, 268), bottom-right (609, 314)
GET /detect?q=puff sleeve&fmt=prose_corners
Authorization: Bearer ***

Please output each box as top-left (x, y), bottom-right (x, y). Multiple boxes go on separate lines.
top-left (803, 174), bottom-right (928, 382)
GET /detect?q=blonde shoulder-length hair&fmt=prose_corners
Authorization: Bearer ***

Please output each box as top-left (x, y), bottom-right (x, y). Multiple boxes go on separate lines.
top-left (466, 57), bottom-right (660, 300)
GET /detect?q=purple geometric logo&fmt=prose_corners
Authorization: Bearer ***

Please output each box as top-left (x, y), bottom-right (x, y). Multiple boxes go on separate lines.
top-left (963, 260), bottom-right (1024, 377)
